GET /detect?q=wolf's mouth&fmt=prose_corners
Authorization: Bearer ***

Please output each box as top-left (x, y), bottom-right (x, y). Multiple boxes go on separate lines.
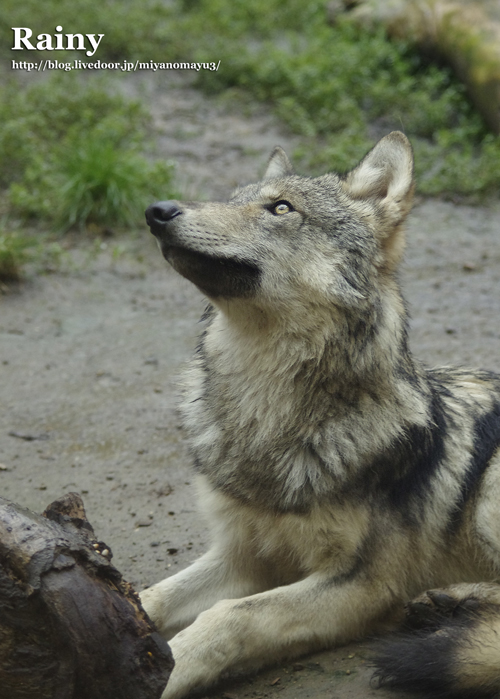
top-left (164, 245), bottom-right (260, 299)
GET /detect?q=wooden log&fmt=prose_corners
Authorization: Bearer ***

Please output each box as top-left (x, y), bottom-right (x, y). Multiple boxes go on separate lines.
top-left (0, 492), bottom-right (174, 699)
top-left (345, 0), bottom-right (500, 134)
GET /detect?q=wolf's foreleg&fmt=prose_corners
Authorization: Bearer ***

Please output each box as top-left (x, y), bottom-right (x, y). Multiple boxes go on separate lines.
top-left (160, 572), bottom-right (395, 699)
top-left (140, 547), bottom-right (269, 639)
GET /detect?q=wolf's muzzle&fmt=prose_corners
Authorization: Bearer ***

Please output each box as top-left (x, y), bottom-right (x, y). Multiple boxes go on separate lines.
top-left (145, 201), bottom-right (182, 238)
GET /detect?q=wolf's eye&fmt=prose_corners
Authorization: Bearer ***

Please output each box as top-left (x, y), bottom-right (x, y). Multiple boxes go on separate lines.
top-left (272, 200), bottom-right (293, 215)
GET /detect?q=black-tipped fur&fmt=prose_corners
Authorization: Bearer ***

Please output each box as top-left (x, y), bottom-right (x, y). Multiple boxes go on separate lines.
top-left (374, 589), bottom-right (500, 699)
top-left (374, 613), bottom-right (500, 699)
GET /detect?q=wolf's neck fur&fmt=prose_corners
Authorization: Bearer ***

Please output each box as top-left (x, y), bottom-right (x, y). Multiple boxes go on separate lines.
top-left (181, 291), bottom-right (432, 513)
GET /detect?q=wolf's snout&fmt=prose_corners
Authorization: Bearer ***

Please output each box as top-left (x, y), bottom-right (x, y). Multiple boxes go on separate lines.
top-left (145, 201), bottom-right (182, 234)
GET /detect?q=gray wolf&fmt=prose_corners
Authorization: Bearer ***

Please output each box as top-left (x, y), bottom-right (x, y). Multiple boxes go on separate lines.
top-left (143, 132), bottom-right (500, 699)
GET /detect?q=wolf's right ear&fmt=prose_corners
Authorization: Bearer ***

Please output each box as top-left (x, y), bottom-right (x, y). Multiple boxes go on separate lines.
top-left (263, 146), bottom-right (294, 180)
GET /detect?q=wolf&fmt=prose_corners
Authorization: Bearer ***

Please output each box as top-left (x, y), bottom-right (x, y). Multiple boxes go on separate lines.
top-left (143, 132), bottom-right (500, 699)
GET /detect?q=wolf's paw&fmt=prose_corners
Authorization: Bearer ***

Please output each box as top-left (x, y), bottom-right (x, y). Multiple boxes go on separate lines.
top-left (405, 590), bottom-right (476, 630)
top-left (140, 583), bottom-right (172, 636)
top-left (405, 582), bottom-right (500, 630)
top-left (139, 586), bottom-right (157, 619)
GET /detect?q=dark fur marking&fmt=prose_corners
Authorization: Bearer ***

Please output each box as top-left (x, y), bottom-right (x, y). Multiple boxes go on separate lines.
top-left (373, 627), bottom-right (462, 698)
top-left (341, 305), bottom-right (380, 363)
top-left (234, 598), bottom-right (269, 611)
top-left (194, 306), bottom-right (214, 361)
top-left (200, 303), bottom-right (215, 323)
top-left (386, 395), bottom-right (447, 515)
top-left (194, 440), bottom-right (340, 515)
top-left (373, 608), bottom-right (500, 699)
top-left (213, 459), bottom-right (320, 515)
top-left (325, 537), bottom-right (372, 588)
top-left (355, 379), bottom-right (448, 523)
top-left (448, 401), bottom-right (500, 532)
top-left (166, 246), bottom-right (260, 299)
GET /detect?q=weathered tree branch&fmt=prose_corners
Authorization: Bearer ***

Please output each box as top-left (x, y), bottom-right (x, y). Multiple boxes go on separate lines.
top-left (0, 492), bottom-right (173, 699)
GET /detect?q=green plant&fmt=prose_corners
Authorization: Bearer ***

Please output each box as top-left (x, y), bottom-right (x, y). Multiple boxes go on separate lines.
top-left (0, 231), bottom-right (62, 282)
top-left (0, 75), bottom-right (177, 229)
top-left (0, 76), bottom-right (149, 188)
top-left (2, 0), bottom-right (500, 198)
top-left (0, 232), bottom-right (31, 281)
top-left (179, 2), bottom-right (500, 197)
top-left (57, 137), bottom-right (175, 230)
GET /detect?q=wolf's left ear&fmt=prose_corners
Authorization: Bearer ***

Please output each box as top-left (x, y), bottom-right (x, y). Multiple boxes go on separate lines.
top-left (343, 132), bottom-right (414, 207)
top-left (343, 132), bottom-right (414, 268)
top-left (263, 146), bottom-right (295, 180)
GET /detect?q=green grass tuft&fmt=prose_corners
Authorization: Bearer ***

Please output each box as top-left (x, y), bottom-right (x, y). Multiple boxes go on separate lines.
top-left (0, 232), bottom-right (32, 282)
top-left (57, 138), bottom-right (175, 231)
top-left (0, 75), bottom-right (177, 230)
top-left (0, 231), bottom-right (63, 282)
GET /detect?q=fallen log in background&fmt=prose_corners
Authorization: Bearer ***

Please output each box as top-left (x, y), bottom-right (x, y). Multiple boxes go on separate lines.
top-left (341, 0), bottom-right (500, 134)
top-left (0, 492), bottom-right (174, 699)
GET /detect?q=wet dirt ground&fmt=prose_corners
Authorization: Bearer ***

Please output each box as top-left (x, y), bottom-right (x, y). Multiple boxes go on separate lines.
top-left (1, 73), bottom-right (500, 698)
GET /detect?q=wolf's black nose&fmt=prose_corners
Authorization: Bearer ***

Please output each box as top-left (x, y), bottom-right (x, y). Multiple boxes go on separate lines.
top-left (145, 201), bottom-right (182, 226)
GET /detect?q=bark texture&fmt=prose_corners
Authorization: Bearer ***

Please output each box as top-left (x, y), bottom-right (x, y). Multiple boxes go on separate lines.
top-left (0, 492), bottom-right (173, 699)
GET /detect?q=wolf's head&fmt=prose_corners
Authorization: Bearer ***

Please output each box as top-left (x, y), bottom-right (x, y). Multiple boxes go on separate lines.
top-left (146, 132), bottom-right (414, 324)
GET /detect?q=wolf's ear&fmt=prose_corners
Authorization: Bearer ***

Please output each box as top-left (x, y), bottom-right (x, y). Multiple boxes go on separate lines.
top-left (344, 131), bottom-right (413, 208)
top-left (343, 132), bottom-right (414, 206)
top-left (263, 146), bottom-right (294, 180)
top-left (342, 132), bottom-right (414, 269)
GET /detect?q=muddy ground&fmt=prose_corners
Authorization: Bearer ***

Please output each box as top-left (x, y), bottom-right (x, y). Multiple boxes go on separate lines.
top-left (1, 73), bottom-right (500, 698)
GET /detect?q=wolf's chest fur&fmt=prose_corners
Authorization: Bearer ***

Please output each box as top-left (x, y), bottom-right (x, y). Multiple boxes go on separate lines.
top-left (180, 304), bottom-right (499, 522)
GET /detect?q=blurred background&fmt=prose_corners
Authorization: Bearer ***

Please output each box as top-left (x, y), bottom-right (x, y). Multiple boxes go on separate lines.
top-left (0, 0), bottom-right (499, 282)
